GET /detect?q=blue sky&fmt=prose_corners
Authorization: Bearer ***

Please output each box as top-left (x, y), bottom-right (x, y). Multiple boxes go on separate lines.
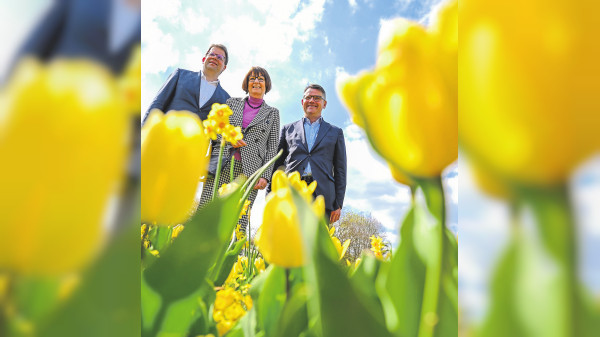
top-left (141, 0), bottom-right (457, 249)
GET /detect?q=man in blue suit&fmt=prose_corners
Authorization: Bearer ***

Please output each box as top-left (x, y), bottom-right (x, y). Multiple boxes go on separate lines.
top-left (144, 44), bottom-right (230, 121)
top-left (273, 84), bottom-right (347, 224)
top-left (10, 0), bottom-right (141, 76)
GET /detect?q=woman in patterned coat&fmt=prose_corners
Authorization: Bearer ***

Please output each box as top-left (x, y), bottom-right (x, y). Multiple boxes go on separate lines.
top-left (200, 66), bottom-right (280, 233)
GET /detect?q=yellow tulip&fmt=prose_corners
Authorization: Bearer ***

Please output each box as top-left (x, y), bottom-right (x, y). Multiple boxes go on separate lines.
top-left (388, 164), bottom-right (415, 187)
top-left (337, 0), bottom-right (457, 178)
top-left (460, 0), bottom-right (600, 185)
top-left (331, 237), bottom-right (351, 260)
top-left (0, 58), bottom-right (129, 275)
top-left (141, 109), bottom-right (210, 225)
top-left (258, 170), bottom-right (324, 267)
top-left (254, 257), bottom-right (265, 273)
top-left (257, 187), bottom-right (305, 267)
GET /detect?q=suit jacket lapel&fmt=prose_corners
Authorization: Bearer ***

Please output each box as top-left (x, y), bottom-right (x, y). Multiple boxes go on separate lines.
top-left (312, 120), bottom-right (331, 150)
top-left (194, 71), bottom-right (202, 110)
top-left (296, 120), bottom-right (309, 152)
top-left (230, 98), bottom-right (244, 127)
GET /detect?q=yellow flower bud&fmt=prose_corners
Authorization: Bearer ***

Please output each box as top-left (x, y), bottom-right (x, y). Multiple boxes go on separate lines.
top-left (257, 188), bottom-right (305, 267)
top-left (253, 257), bottom-right (265, 273)
top-left (331, 237), bottom-right (350, 260)
top-left (218, 182), bottom-right (240, 197)
top-left (270, 170), bottom-right (288, 191)
top-left (216, 320), bottom-right (233, 336)
top-left (0, 58), bottom-right (128, 275)
top-left (141, 109), bottom-right (210, 225)
top-left (460, 0), bottom-right (600, 185)
top-left (171, 224), bottom-right (185, 240)
top-left (214, 288), bottom-right (235, 311)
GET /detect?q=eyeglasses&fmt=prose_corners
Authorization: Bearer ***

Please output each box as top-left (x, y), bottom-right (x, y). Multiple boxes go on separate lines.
top-left (207, 52), bottom-right (226, 62)
top-left (303, 95), bottom-right (324, 102)
top-left (249, 76), bottom-right (265, 83)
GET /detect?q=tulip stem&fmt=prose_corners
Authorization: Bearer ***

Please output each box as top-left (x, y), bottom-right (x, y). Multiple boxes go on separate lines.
top-left (415, 177), bottom-right (446, 337)
top-left (285, 268), bottom-right (291, 301)
top-left (519, 184), bottom-right (579, 337)
top-left (211, 138), bottom-right (226, 200)
top-left (230, 156), bottom-right (236, 181)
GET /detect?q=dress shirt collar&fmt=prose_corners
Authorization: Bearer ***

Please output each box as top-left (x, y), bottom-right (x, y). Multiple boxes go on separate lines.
top-left (200, 70), bottom-right (220, 86)
top-left (303, 116), bottom-right (323, 125)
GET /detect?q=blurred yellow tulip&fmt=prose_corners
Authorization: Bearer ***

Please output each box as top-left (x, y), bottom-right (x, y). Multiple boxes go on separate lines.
top-left (141, 109), bottom-right (210, 225)
top-left (0, 58), bottom-right (129, 275)
top-left (460, 0), bottom-right (600, 185)
top-left (337, 0), bottom-right (457, 178)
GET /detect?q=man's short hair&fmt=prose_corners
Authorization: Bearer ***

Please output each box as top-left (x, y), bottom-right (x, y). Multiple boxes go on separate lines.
top-left (242, 66), bottom-right (272, 94)
top-left (304, 83), bottom-right (326, 100)
top-left (205, 43), bottom-right (229, 66)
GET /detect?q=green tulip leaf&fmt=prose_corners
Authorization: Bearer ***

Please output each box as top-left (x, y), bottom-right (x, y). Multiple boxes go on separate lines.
top-left (143, 189), bottom-right (241, 302)
top-left (256, 265), bottom-right (287, 337)
top-left (376, 206), bottom-right (426, 337)
top-left (39, 221), bottom-right (140, 337)
top-left (275, 284), bottom-right (310, 337)
top-left (214, 237), bottom-right (247, 286)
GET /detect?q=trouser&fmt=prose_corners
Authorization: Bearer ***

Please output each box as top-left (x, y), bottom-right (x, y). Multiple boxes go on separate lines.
top-left (199, 158), bottom-right (257, 233)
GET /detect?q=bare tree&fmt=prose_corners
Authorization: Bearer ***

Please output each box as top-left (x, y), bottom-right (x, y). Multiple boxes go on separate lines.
top-left (332, 208), bottom-right (391, 262)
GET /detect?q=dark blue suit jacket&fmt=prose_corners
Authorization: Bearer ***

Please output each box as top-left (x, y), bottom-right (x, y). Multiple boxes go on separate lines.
top-left (144, 68), bottom-right (230, 121)
top-left (273, 119), bottom-right (347, 212)
top-left (14, 0), bottom-right (140, 75)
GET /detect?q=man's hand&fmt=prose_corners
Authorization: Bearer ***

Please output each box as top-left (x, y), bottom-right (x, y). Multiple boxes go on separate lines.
top-left (231, 139), bottom-right (247, 148)
top-left (253, 177), bottom-right (268, 190)
top-left (329, 208), bottom-right (341, 224)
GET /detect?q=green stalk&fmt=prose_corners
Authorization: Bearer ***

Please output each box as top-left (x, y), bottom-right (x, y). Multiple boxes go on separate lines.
top-left (236, 149), bottom-right (283, 217)
top-left (415, 176), bottom-right (446, 337)
top-left (211, 138), bottom-right (226, 200)
top-left (519, 184), bottom-right (578, 337)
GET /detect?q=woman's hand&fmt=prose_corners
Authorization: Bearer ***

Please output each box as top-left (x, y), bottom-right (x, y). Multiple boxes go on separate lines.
top-left (231, 139), bottom-right (247, 148)
top-left (253, 177), bottom-right (268, 190)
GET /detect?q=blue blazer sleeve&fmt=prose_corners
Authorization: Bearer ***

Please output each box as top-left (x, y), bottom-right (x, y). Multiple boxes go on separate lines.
top-left (333, 128), bottom-right (347, 209)
top-left (268, 125), bottom-right (288, 194)
top-left (143, 68), bottom-right (181, 123)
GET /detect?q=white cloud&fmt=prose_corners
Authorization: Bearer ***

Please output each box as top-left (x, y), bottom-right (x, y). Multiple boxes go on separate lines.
top-left (142, 0), bottom-right (181, 21)
top-left (300, 48), bottom-right (312, 62)
top-left (141, 20), bottom-right (180, 75)
top-left (181, 7), bottom-right (210, 35)
top-left (348, 0), bottom-right (358, 13)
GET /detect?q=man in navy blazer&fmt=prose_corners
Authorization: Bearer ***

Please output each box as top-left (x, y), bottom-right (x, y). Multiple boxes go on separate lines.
top-left (144, 44), bottom-right (230, 121)
top-left (273, 84), bottom-right (347, 224)
top-left (9, 0), bottom-right (141, 76)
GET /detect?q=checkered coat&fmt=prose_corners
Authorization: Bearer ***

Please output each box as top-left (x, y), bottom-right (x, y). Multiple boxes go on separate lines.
top-left (209, 97), bottom-right (280, 181)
